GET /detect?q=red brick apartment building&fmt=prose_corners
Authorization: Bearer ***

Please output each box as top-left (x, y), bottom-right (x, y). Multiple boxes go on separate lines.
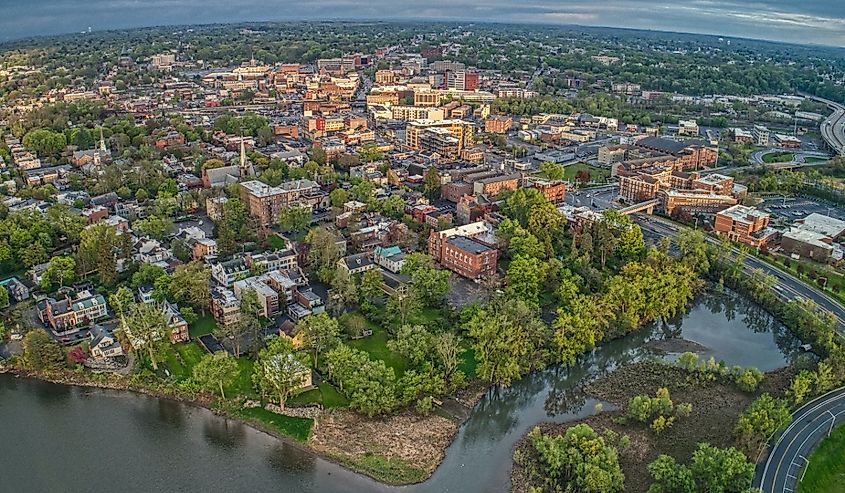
top-left (714, 205), bottom-right (777, 248)
top-left (440, 236), bottom-right (497, 280)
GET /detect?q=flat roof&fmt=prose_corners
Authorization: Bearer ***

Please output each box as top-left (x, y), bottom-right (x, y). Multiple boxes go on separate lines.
top-left (447, 235), bottom-right (492, 254)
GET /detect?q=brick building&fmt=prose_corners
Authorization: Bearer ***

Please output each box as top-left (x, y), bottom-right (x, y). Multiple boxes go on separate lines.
top-left (714, 205), bottom-right (777, 248)
top-left (485, 116), bottom-right (513, 134)
top-left (440, 235), bottom-right (497, 280)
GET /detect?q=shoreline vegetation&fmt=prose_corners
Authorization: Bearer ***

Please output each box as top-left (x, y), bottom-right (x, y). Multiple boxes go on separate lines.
top-left (0, 364), bottom-right (490, 486)
top-left (508, 232), bottom-right (845, 493)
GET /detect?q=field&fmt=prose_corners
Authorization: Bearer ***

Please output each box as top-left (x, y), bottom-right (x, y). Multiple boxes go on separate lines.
top-left (234, 407), bottom-right (314, 442)
top-left (797, 423), bottom-right (845, 493)
top-left (762, 151), bottom-right (795, 164)
top-left (563, 162), bottom-right (611, 183)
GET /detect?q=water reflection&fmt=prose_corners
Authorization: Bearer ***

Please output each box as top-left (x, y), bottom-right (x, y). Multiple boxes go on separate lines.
top-left (0, 288), bottom-right (801, 493)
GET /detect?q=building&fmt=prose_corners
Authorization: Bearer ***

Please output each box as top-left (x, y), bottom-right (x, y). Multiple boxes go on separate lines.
top-left (794, 214), bottom-right (845, 240)
top-left (473, 173), bottom-right (520, 197)
top-left (428, 221), bottom-right (495, 262)
top-left (240, 179), bottom-right (321, 226)
top-left (89, 326), bottom-right (124, 359)
top-left (633, 136), bottom-right (718, 170)
top-left (774, 134), bottom-right (802, 149)
top-left (753, 125), bottom-right (770, 147)
top-left (714, 205), bottom-right (777, 248)
top-left (677, 120), bottom-right (699, 137)
top-left (337, 252), bottom-right (376, 275)
top-left (405, 119), bottom-right (474, 153)
top-left (390, 105), bottom-right (445, 121)
top-left (373, 246), bottom-right (405, 273)
top-left (161, 300), bottom-right (190, 343)
top-left (211, 258), bottom-right (250, 287)
top-left (526, 178), bottom-right (567, 204)
top-left (37, 290), bottom-right (108, 334)
top-left (440, 236), bottom-right (497, 280)
top-left (781, 229), bottom-right (835, 262)
top-left (732, 128), bottom-right (753, 143)
top-left (211, 287), bottom-right (240, 329)
top-left (485, 116), bottom-right (512, 134)
top-left (658, 189), bottom-right (738, 216)
top-left (420, 127), bottom-right (461, 158)
top-left (598, 145), bottom-right (630, 166)
top-left (446, 71), bottom-right (479, 91)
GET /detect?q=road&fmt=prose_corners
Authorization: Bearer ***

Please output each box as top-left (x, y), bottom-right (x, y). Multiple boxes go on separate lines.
top-left (756, 386), bottom-right (845, 493)
top-left (803, 93), bottom-right (845, 156)
top-left (634, 216), bottom-right (845, 327)
top-left (750, 148), bottom-right (833, 167)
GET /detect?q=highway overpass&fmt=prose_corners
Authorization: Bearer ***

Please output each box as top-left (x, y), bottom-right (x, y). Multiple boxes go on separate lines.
top-left (804, 94), bottom-right (845, 157)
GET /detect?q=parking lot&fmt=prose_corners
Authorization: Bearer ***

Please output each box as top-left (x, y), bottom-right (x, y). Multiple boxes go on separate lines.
top-left (758, 196), bottom-right (845, 222)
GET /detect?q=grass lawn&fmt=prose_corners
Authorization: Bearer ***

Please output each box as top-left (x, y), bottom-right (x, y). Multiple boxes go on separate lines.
top-left (235, 406), bottom-right (314, 442)
top-left (804, 156), bottom-right (829, 164)
top-left (798, 423), bottom-right (845, 493)
top-left (762, 151), bottom-right (795, 164)
top-left (161, 342), bottom-right (206, 380)
top-left (189, 315), bottom-right (217, 338)
top-left (226, 357), bottom-right (257, 398)
top-left (267, 234), bottom-right (287, 250)
top-left (348, 325), bottom-right (407, 375)
top-left (562, 162), bottom-right (611, 183)
top-left (288, 382), bottom-right (349, 408)
top-left (342, 452), bottom-right (428, 485)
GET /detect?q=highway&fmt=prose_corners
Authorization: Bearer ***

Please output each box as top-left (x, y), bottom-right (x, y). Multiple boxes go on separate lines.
top-left (805, 94), bottom-right (845, 156)
top-left (634, 216), bottom-right (845, 327)
top-left (757, 386), bottom-right (845, 493)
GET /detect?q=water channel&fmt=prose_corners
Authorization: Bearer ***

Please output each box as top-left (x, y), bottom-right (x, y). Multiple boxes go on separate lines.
top-left (0, 289), bottom-right (802, 492)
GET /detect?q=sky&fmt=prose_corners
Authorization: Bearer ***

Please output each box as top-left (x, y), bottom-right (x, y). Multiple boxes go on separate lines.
top-left (0, 0), bottom-right (843, 46)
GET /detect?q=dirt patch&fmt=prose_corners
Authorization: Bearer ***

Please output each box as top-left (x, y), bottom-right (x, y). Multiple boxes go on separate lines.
top-left (309, 409), bottom-right (459, 484)
top-left (512, 361), bottom-right (780, 493)
top-left (643, 337), bottom-right (709, 355)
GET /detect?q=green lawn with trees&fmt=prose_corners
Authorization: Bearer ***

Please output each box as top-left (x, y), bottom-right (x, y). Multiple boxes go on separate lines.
top-left (562, 162), bottom-right (611, 183)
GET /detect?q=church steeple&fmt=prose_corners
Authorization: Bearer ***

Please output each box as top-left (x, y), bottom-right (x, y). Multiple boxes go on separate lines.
top-left (99, 127), bottom-right (107, 152)
top-left (239, 133), bottom-right (254, 178)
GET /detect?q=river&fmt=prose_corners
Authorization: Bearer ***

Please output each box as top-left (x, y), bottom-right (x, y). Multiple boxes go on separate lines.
top-left (0, 289), bottom-right (801, 493)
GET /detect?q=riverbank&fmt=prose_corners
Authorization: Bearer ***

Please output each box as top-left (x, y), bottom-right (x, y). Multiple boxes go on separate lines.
top-left (511, 361), bottom-right (796, 493)
top-left (0, 363), bottom-right (489, 487)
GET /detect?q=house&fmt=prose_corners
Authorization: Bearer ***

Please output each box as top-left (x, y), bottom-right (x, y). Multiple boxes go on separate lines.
top-left (211, 258), bottom-right (250, 287)
top-left (233, 277), bottom-right (280, 318)
top-left (37, 290), bottom-right (109, 334)
top-left (288, 288), bottom-right (325, 322)
top-left (337, 252), bottom-right (376, 275)
top-left (211, 286), bottom-right (240, 329)
top-left (137, 284), bottom-right (156, 304)
top-left (374, 246), bottom-right (406, 273)
top-left (161, 299), bottom-right (190, 343)
top-left (89, 326), bottom-right (124, 359)
top-left (0, 277), bottom-right (30, 302)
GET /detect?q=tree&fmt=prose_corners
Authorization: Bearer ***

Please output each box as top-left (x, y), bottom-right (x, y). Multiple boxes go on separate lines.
top-left (22, 329), bottom-right (66, 370)
top-left (0, 286), bottom-right (9, 309)
top-left (169, 262), bottom-right (211, 314)
top-left (108, 286), bottom-right (134, 326)
top-left (423, 167), bottom-right (441, 200)
top-left (647, 455), bottom-right (696, 493)
top-left (252, 337), bottom-right (309, 409)
top-left (124, 302), bottom-right (169, 371)
top-left (304, 226), bottom-right (342, 283)
top-left (528, 424), bottom-right (625, 493)
top-left (401, 253), bottom-right (450, 306)
top-left (386, 285), bottom-right (420, 327)
top-left (433, 332), bottom-right (464, 384)
top-left (388, 325), bottom-right (433, 368)
top-left (193, 352), bottom-right (239, 399)
top-left (237, 288), bottom-right (264, 356)
top-left (538, 161), bottom-right (565, 181)
top-left (734, 393), bottom-right (791, 456)
top-left (296, 313), bottom-right (340, 369)
top-left (329, 188), bottom-right (349, 209)
top-left (278, 204), bottom-right (312, 232)
top-left (359, 269), bottom-right (384, 302)
top-left (324, 344), bottom-right (398, 416)
top-left (134, 215), bottom-right (173, 240)
top-left (23, 128), bottom-right (67, 156)
top-left (40, 256), bottom-right (77, 291)
top-left (505, 255), bottom-right (548, 304)
top-left (689, 443), bottom-right (754, 493)
top-left (787, 370), bottom-right (815, 405)
top-left (329, 267), bottom-right (358, 315)
top-left (466, 297), bottom-right (549, 385)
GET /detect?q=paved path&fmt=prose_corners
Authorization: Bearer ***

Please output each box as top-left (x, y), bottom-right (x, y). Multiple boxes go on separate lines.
top-left (756, 386), bottom-right (845, 493)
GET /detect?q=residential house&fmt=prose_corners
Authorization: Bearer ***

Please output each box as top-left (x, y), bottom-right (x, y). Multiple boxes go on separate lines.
top-left (89, 326), bottom-right (124, 359)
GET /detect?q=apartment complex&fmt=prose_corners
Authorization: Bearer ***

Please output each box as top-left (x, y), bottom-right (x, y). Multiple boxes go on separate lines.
top-left (405, 119), bottom-right (474, 152)
top-left (240, 179), bottom-right (322, 226)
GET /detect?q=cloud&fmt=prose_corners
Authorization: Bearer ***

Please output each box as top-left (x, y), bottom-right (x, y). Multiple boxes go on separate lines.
top-left (0, 0), bottom-right (843, 46)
